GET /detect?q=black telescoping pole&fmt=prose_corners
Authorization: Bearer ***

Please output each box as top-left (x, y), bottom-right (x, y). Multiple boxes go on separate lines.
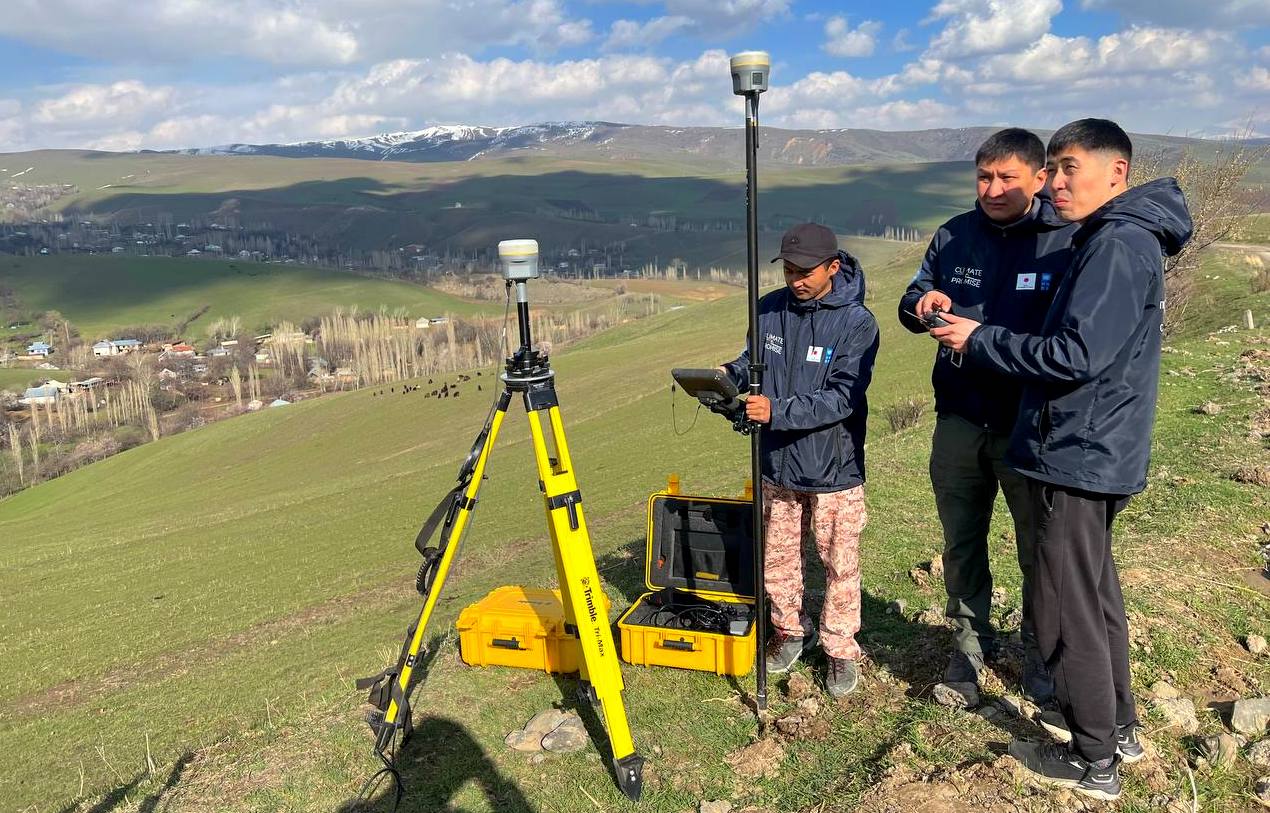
top-left (745, 91), bottom-right (767, 712)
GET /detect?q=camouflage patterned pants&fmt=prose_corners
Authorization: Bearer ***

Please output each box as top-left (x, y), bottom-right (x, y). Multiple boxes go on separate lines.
top-left (763, 483), bottom-right (867, 660)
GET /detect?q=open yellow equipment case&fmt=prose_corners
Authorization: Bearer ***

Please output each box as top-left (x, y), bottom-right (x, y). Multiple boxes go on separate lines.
top-left (617, 477), bottom-right (757, 676)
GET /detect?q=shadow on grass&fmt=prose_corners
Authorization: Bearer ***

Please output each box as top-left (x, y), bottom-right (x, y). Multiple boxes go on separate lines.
top-left (339, 716), bottom-right (536, 813)
top-left (57, 750), bottom-right (195, 813)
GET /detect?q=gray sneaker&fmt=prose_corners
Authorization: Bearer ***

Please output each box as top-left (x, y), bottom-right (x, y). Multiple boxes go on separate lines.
top-left (944, 649), bottom-right (986, 684)
top-left (1040, 710), bottom-right (1146, 764)
top-left (826, 657), bottom-right (858, 698)
top-left (765, 629), bottom-right (817, 674)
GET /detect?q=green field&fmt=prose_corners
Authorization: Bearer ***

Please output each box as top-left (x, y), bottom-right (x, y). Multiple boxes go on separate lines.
top-left (2, 150), bottom-right (972, 260)
top-left (0, 254), bottom-right (491, 341)
top-left (1, 245), bottom-right (1268, 812)
top-left (0, 367), bottom-right (73, 392)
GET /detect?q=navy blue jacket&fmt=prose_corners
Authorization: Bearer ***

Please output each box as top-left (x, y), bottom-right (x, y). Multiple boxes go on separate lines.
top-left (966, 178), bottom-right (1193, 495)
top-left (899, 196), bottom-right (1076, 434)
top-left (722, 251), bottom-right (880, 492)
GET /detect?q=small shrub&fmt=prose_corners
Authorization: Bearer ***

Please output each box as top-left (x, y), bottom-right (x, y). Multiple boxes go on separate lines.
top-left (112, 425), bottom-right (147, 451)
top-left (886, 397), bottom-right (928, 433)
top-left (1253, 267), bottom-right (1270, 295)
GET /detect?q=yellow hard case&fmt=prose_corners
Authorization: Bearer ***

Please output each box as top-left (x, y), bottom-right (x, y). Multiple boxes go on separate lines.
top-left (617, 477), bottom-right (756, 676)
top-left (456, 585), bottom-right (610, 674)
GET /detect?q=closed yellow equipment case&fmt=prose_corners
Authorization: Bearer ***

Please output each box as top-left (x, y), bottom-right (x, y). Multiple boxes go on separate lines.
top-left (456, 585), bottom-right (610, 674)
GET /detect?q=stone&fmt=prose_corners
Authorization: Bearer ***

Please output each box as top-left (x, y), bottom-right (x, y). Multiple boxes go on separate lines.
top-left (887, 598), bottom-right (908, 615)
top-left (541, 713), bottom-right (589, 753)
top-left (1199, 733), bottom-right (1239, 768)
top-left (909, 567), bottom-right (930, 588)
top-left (796, 696), bottom-right (822, 717)
top-left (774, 714), bottom-right (802, 736)
top-left (1248, 635), bottom-right (1268, 656)
top-left (1233, 699), bottom-right (1270, 737)
top-left (505, 708), bottom-right (569, 752)
top-left (999, 695), bottom-right (1026, 719)
top-left (699, 802), bottom-right (732, 813)
top-left (530, 752), bottom-right (546, 765)
top-left (928, 557), bottom-right (945, 580)
top-left (1152, 697), bottom-right (1200, 734)
top-left (1257, 776), bottom-right (1270, 809)
top-left (1002, 607), bottom-right (1023, 630)
top-left (976, 705), bottom-right (1003, 722)
top-left (1196, 401), bottom-right (1222, 415)
top-left (784, 672), bottom-right (815, 702)
top-left (991, 587), bottom-right (1008, 607)
top-left (1151, 681), bottom-right (1182, 700)
top-left (1249, 739), bottom-right (1270, 768)
top-left (932, 681), bottom-right (980, 709)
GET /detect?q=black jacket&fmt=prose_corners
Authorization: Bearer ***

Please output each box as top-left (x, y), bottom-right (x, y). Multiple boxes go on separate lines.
top-left (722, 251), bottom-right (880, 492)
top-left (966, 178), bottom-right (1193, 495)
top-left (899, 196), bottom-right (1076, 433)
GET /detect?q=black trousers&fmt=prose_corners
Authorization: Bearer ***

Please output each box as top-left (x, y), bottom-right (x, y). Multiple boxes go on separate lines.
top-left (1029, 478), bottom-right (1138, 762)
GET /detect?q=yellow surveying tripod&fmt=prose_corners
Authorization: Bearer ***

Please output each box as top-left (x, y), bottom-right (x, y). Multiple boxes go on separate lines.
top-left (356, 240), bottom-right (644, 806)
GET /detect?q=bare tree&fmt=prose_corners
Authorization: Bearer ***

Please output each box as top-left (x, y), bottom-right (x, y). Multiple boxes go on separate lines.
top-left (1133, 125), bottom-right (1269, 332)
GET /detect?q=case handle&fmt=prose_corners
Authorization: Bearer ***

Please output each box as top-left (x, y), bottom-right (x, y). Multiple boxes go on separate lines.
top-left (492, 637), bottom-right (524, 650)
top-left (659, 638), bottom-right (695, 652)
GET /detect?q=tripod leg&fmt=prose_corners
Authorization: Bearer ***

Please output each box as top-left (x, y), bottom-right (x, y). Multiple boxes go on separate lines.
top-left (526, 403), bottom-right (644, 801)
top-left (375, 394), bottom-right (512, 744)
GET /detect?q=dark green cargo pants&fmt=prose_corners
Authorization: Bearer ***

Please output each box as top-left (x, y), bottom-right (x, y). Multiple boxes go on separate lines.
top-left (929, 413), bottom-right (1036, 655)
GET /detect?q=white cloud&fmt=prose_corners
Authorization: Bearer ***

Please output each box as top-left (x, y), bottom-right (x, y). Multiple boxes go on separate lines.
top-left (604, 16), bottom-right (694, 51)
top-left (892, 29), bottom-right (918, 53)
top-left (926, 0), bottom-right (1062, 58)
top-left (822, 17), bottom-right (883, 58)
top-left (1079, 0), bottom-right (1269, 28)
top-left (33, 81), bottom-right (174, 126)
top-left (658, 0), bottom-right (791, 37)
top-left (979, 27), bottom-right (1228, 84)
top-left (1235, 66), bottom-right (1270, 92)
top-left (0, 0), bottom-right (593, 68)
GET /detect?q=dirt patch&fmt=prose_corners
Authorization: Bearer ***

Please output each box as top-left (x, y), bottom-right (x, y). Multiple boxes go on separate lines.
top-left (858, 753), bottom-right (1031, 813)
top-left (725, 736), bottom-right (784, 780)
top-left (1233, 465), bottom-right (1270, 487)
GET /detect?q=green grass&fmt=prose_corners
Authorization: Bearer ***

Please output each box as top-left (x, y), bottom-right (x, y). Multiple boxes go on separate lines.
top-left (0, 254), bottom-right (490, 341)
top-left (0, 367), bottom-right (73, 393)
top-left (0, 244), bottom-right (1267, 812)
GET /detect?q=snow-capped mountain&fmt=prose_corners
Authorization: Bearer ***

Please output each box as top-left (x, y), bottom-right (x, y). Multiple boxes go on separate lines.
top-left (175, 122), bottom-right (609, 163)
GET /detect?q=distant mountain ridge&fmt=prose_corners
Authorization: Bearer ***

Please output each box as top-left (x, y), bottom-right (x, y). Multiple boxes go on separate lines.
top-left (168, 121), bottom-right (1242, 168)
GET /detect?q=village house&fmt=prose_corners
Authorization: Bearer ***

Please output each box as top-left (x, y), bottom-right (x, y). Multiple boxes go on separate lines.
top-left (20, 384), bottom-right (61, 406)
top-left (92, 338), bottom-right (142, 357)
top-left (161, 342), bottom-right (196, 358)
top-left (26, 341), bottom-right (52, 357)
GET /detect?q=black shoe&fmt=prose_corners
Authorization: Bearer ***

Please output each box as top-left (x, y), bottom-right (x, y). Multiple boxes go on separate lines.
top-left (1008, 739), bottom-right (1122, 801)
top-left (765, 629), bottom-right (817, 674)
top-left (826, 657), bottom-right (858, 699)
top-left (1039, 711), bottom-right (1145, 764)
top-left (944, 649), bottom-right (985, 684)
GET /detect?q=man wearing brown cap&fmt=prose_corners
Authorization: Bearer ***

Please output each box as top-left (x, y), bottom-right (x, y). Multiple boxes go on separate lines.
top-left (718, 223), bottom-right (880, 697)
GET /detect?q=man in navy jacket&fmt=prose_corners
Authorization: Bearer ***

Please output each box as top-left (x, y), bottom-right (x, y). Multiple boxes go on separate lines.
top-left (899, 128), bottom-right (1076, 706)
top-left (933, 119), bottom-right (1193, 801)
top-left (720, 223), bottom-right (880, 698)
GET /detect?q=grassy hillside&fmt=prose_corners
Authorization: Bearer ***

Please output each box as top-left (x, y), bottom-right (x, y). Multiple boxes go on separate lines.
top-left (0, 254), bottom-right (490, 341)
top-left (1, 245), bottom-right (1267, 812)
top-left (2, 150), bottom-right (971, 257)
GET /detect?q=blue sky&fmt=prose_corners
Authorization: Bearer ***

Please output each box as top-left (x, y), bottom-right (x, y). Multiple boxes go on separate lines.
top-left (0, 0), bottom-right (1265, 151)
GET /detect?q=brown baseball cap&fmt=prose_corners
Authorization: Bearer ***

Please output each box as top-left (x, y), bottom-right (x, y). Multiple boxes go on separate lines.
top-left (771, 223), bottom-right (838, 268)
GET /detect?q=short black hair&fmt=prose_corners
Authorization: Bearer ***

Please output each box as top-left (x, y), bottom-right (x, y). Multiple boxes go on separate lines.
top-left (1047, 118), bottom-right (1132, 163)
top-left (975, 128), bottom-right (1046, 171)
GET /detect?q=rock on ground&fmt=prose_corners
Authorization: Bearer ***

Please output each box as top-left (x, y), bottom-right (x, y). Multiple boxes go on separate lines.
top-left (1199, 733), bottom-right (1240, 768)
top-left (541, 714), bottom-right (588, 753)
top-left (1248, 634), bottom-right (1268, 655)
top-left (1249, 739), bottom-right (1270, 768)
top-left (1233, 698), bottom-right (1270, 737)
top-left (932, 681), bottom-right (980, 709)
top-left (1151, 680), bottom-right (1182, 699)
top-left (505, 708), bottom-right (570, 752)
top-left (1152, 697), bottom-right (1200, 733)
top-left (699, 801), bottom-right (732, 813)
top-left (1256, 776), bottom-right (1270, 809)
